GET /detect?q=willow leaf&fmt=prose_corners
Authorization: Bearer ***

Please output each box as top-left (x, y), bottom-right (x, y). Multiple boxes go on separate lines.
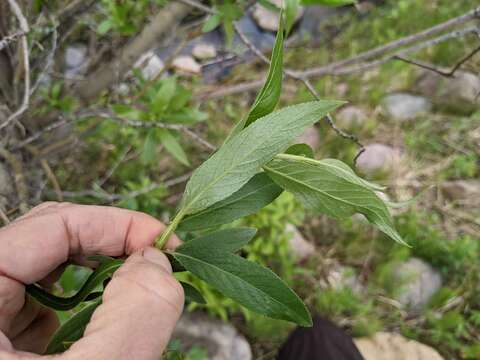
top-left (226, 16), bottom-right (284, 141)
top-left (178, 173), bottom-right (282, 231)
top-left (177, 228), bottom-right (257, 253)
top-left (173, 248), bottom-right (312, 326)
top-left (264, 155), bottom-right (406, 245)
top-left (181, 101), bottom-right (343, 216)
top-left (285, 143), bottom-right (314, 158)
top-left (46, 299), bottom-right (101, 354)
top-left (27, 258), bottom-right (124, 311)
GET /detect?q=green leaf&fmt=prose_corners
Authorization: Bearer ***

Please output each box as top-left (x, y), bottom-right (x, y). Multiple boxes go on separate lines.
top-left (46, 299), bottom-right (101, 354)
top-left (97, 20), bottom-right (113, 34)
top-left (263, 154), bottom-right (406, 245)
top-left (285, 143), bottom-right (314, 158)
top-left (226, 15), bottom-right (285, 141)
top-left (181, 101), bottom-right (343, 216)
top-left (245, 17), bottom-right (284, 128)
top-left (26, 258), bottom-right (124, 311)
top-left (177, 228), bottom-right (257, 253)
top-left (151, 77), bottom-right (177, 114)
top-left (172, 248), bottom-right (312, 326)
top-left (178, 173), bottom-right (282, 231)
top-left (141, 129), bottom-right (158, 165)
top-left (202, 14), bottom-right (222, 33)
top-left (300, 0), bottom-right (356, 5)
top-left (159, 129), bottom-right (190, 166)
top-left (284, 0), bottom-right (299, 35)
top-left (181, 281), bottom-right (206, 304)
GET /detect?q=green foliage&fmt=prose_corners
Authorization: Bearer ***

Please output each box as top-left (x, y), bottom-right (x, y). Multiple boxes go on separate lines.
top-left (178, 173), bottom-right (282, 231)
top-left (202, 0), bottom-right (242, 46)
top-left (173, 246), bottom-right (312, 326)
top-left (179, 100), bottom-right (343, 216)
top-left (442, 154), bottom-right (478, 180)
top-left (264, 155), bottom-right (404, 244)
top-left (97, 0), bottom-right (164, 35)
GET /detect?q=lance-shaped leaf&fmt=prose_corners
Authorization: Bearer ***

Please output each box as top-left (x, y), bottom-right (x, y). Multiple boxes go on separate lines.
top-left (46, 299), bottom-right (101, 354)
top-left (264, 155), bottom-right (406, 245)
top-left (226, 17), bottom-right (284, 141)
top-left (178, 173), bottom-right (282, 231)
top-left (181, 281), bottom-right (206, 304)
top-left (172, 248), bottom-right (312, 326)
top-left (284, 0), bottom-right (299, 35)
top-left (180, 100), bottom-right (343, 216)
top-left (177, 228), bottom-right (257, 253)
top-left (27, 258), bottom-right (124, 311)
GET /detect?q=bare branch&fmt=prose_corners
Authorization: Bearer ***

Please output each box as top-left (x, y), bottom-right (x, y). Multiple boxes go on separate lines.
top-left (0, 0), bottom-right (30, 131)
top-left (0, 30), bottom-right (24, 51)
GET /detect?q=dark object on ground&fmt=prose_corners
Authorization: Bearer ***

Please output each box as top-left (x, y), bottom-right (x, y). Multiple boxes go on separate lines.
top-left (277, 316), bottom-right (364, 360)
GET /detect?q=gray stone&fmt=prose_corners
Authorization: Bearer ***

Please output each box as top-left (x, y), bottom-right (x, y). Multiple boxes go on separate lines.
top-left (173, 312), bottom-right (252, 360)
top-left (192, 43), bottom-right (217, 60)
top-left (355, 143), bottom-right (399, 175)
top-left (134, 51), bottom-right (165, 80)
top-left (65, 45), bottom-right (87, 69)
top-left (382, 93), bottom-right (432, 121)
top-left (327, 264), bottom-right (363, 294)
top-left (252, 0), bottom-right (304, 32)
top-left (172, 55), bottom-right (201, 75)
top-left (354, 332), bottom-right (444, 360)
top-left (393, 258), bottom-right (442, 312)
top-left (415, 70), bottom-right (480, 114)
top-left (336, 106), bottom-right (368, 128)
top-left (296, 126), bottom-right (320, 150)
top-left (286, 224), bottom-right (315, 261)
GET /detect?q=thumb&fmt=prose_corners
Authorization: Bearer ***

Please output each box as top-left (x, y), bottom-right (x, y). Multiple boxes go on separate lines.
top-left (64, 247), bottom-right (184, 360)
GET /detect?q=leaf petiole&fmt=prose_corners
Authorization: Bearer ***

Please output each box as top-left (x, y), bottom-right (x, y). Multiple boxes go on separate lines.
top-left (155, 208), bottom-right (187, 249)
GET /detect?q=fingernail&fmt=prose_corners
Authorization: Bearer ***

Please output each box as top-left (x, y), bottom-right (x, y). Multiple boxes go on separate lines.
top-left (143, 246), bottom-right (172, 273)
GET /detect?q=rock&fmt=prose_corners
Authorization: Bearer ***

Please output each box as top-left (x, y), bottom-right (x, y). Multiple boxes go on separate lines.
top-left (252, 0), bottom-right (304, 32)
top-left (355, 143), bottom-right (399, 175)
top-left (354, 332), bottom-right (444, 360)
top-left (441, 180), bottom-right (480, 203)
top-left (415, 70), bottom-right (480, 114)
top-left (192, 42), bottom-right (218, 60)
top-left (382, 93), bottom-right (432, 121)
top-left (336, 106), bottom-right (368, 128)
top-left (327, 264), bottom-right (363, 294)
top-left (172, 55), bottom-right (201, 75)
top-left (393, 258), bottom-right (442, 312)
top-left (134, 51), bottom-right (165, 80)
top-left (65, 45), bottom-right (87, 69)
top-left (286, 224), bottom-right (315, 261)
top-left (173, 312), bottom-right (252, 360)
top-left (296, 126), bottom-right (320, 150)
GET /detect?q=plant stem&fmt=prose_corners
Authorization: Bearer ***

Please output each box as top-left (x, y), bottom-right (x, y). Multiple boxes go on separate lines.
top-left (155, 208), bottom-right (186, 249)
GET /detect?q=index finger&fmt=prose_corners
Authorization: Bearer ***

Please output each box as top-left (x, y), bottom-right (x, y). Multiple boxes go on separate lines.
top-left (0, 203), bottom-right (181, 284)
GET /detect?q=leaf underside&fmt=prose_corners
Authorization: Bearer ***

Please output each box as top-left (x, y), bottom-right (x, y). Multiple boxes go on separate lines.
top-left (264, 156), bottom-right (405, 244)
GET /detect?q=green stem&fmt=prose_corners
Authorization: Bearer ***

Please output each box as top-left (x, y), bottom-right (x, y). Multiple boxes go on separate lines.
top-left (155, 208), bottom-right (187, 249)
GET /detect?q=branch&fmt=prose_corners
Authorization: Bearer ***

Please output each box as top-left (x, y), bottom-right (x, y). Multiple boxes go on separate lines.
top-left (74, 2), bottom-right (191, 101)
top-left (59, 173), bottom-right (191, 203)
top-left (0, 0), bottom-right (30, 131)
top-left (0, 30), bottom-right (24, 51)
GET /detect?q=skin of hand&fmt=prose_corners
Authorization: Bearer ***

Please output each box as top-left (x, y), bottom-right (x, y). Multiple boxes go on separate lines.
top-left (0, 202), bottom-right (184, 360)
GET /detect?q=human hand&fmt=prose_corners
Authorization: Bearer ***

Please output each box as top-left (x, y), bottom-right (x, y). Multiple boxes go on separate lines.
top-left (0, 202), bottom-right (184, 359)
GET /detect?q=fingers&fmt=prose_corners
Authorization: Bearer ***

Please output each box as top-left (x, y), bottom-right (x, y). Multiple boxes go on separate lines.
top-left (11, 307), bottom-right (58, 354)
top-left (0, 277), bottom-right (25, 336)
top-left (0, 202), bottom-right (180, 284)
top-left (64, 248), bottom-right (184, 360)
